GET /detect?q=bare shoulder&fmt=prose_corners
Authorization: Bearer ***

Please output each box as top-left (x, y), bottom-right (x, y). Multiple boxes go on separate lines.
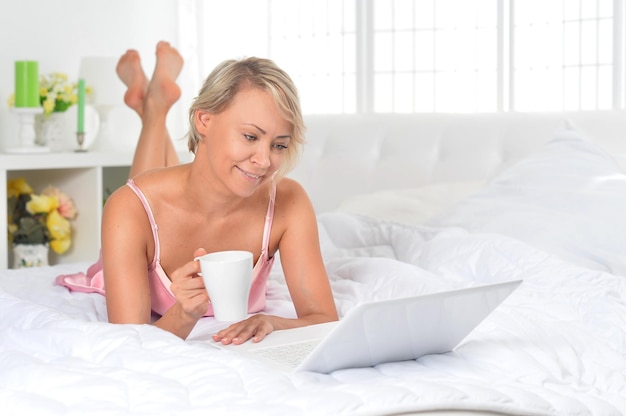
top-left (272, 177), bottom-right (318, 233)
top-left (274, 177), bottom-right (314, 210)
top-left (130, 166), bottom-right (182, 194)
top-left (103, 167), bottom-right (181, 221)
top-left (275, 176), bottom-right (309, 197)
top-left (104, 181), bottom-right (132, 211)
top-left (102, 182), bottom-right (148, 228)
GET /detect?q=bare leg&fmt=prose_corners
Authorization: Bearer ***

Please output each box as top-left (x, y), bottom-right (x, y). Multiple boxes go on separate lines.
top-left (117, 41), bottom-right (182, 178)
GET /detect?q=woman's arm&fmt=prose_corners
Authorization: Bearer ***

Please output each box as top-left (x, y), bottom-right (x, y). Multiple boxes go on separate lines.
top-left (212, 180), bottom-right (338, 345)
top-left (101, 188), bottom-right (153, 324)
top-left (275, 181), bottom-right (338, 325)
top-left (101, 187), bottom-right (209, 339)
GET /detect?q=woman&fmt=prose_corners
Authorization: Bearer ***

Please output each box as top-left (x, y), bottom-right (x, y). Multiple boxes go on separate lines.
top-left (58, 41), bottom-right (338, 343)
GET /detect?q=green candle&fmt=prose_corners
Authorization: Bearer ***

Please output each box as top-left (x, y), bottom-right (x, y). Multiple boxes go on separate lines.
top-left (77, 78), bottom-right (86, 133)
top-left (14, 61), bottom-right (40, 108)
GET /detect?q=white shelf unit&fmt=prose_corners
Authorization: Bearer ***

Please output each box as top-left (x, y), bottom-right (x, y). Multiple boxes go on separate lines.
top-left (1, 151), bottom-right (132, 270)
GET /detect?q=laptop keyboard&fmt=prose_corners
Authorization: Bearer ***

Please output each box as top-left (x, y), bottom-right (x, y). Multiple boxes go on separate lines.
top-left (252, 340), bottom-right (320, 369)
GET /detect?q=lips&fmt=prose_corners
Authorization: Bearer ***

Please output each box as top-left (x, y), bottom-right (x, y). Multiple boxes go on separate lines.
top-left (237, 166), bottom-right (263, 180)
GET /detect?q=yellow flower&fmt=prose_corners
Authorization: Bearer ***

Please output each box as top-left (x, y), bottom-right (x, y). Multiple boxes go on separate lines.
top-left (50, 238), bottom-right (71, 255)
top-left (46, 210), bottom-right (71, 254)
top-left (42, 98), bottom-right (55, 116)
top-left (26, 194), bottom-right (59, 215)
top-left (7, 177), bottom-right (33, 198)
top-left (8, 72), bottom-right (90, 115)
top-left (7, 177), bottom-right (77, 256)
top-left (42, 186), bottom-right (77, 220)
top-left (47, 210), bottom-right (70, 239)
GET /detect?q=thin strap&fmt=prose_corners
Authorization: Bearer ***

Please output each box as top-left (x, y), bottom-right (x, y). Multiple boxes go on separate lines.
top-left (126, 179), bottom-right (160, 269)
top-left (260, 182), bottom-right (276, 260)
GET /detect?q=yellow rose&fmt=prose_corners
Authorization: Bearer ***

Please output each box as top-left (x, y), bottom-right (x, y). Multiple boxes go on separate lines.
top-left (7, 177), bottom-right (33, 198)
top-left (42, 186), bottom-right (77, 220)
top-left (47, 210), bottom-right (70, 240)
top-left (50, 237), bottom-right (71, 255)
top-left (47, 210), bottom-right (71, 254)
top-left (26, 194), bottom-right (59, 215)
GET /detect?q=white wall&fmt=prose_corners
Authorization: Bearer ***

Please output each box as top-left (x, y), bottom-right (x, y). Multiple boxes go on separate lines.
top-left (0, 0), bottom-right (193, 153)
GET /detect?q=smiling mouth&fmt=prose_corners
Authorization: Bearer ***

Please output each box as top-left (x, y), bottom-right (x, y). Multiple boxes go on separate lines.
top-left (237, 166), bottom-right (263, 180)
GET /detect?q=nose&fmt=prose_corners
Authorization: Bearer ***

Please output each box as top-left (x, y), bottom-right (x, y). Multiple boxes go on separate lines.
top-left (250, 144), bottom-right (271, 168)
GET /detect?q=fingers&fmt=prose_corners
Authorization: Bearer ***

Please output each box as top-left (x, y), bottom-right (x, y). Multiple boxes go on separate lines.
top-left (170, 256), bottom-right (202, 285)
top-left (193, 247), bottom-right (208, 259)
top-left (191, 247), bottom-right (210, 302)
top-left (212, 315), bottom-right (274, 345)
top-left (170, 251), bottom-right (209, 319)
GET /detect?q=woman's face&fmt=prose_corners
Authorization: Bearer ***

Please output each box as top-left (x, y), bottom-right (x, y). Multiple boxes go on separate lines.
top-left (195, 86), bottom-right (292, 197)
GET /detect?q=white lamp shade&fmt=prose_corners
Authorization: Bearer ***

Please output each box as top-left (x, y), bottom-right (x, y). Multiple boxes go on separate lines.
top-left (79, 57), bottom-right (125, 107)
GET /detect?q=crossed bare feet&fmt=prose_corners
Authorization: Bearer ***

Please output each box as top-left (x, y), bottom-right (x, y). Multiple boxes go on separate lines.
top-left (116, 41), bottom-right (183, 117)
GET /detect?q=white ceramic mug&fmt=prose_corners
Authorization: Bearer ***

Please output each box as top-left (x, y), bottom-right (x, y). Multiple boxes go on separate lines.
top-left (195, 250), bottom-right (253, 322)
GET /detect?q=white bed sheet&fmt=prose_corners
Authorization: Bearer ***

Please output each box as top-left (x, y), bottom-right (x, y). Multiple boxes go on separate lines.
top-left (1, 129), bottom-right (625, 415)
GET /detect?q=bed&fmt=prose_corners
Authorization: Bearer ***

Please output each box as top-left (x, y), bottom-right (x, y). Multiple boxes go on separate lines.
top-left (2, 112), bottom-right (626, 415)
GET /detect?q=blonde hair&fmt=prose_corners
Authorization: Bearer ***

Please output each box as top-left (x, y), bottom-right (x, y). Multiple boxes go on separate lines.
top-left (188, 57), bottom-right (305, 177)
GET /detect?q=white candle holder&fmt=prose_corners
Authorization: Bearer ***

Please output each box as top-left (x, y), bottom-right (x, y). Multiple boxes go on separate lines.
top-left (7, 107), bottom-right (50, 153)
top-left (75, 132), bottom-right (88, 152)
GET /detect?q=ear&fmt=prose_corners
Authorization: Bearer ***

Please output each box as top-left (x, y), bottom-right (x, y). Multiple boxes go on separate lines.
top-left (194, 110), bottom-right (212, 135)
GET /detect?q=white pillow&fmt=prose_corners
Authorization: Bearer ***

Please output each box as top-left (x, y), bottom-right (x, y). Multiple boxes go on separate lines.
top-left (336, 182), bottom-right (485, 225)
top-left (428, 129), bottom-right (626, 276)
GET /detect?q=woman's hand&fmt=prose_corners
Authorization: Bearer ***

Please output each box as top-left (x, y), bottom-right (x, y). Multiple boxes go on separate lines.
top-left (169, 248), bottom-right (210, 321)
top-left (212, 314), bottom-right (275, 345)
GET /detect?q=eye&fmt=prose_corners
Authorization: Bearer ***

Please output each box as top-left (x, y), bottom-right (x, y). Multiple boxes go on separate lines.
top-left (273, 143), bottom-right (288, 151)
top-left (243, 134), bottom-right (257, 141)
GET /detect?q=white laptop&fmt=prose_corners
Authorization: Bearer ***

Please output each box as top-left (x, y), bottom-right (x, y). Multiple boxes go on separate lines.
top-left (210, 280), bottom-right (522, 373)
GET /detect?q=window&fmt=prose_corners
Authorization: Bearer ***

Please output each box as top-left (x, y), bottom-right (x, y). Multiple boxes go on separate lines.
top-left (513, 0), bottom-right (616, 111)
top-left (188, 0), bottom-right (621, 114)
top-left (268, 0), bottom-right (357, 114)
top-left (371, 0), bottom-right (499, 112)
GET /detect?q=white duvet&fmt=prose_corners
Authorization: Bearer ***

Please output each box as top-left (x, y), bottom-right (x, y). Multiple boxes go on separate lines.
top-left (1, 130), bottom-right (626, 415)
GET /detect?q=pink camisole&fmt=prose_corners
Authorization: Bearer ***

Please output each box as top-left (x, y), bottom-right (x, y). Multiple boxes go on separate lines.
top-left (56, 179), bottom-right (276, 317)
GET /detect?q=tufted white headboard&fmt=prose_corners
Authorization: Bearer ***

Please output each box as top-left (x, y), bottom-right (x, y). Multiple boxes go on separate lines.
top-left (289, 111), bottom-right (626, 213)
